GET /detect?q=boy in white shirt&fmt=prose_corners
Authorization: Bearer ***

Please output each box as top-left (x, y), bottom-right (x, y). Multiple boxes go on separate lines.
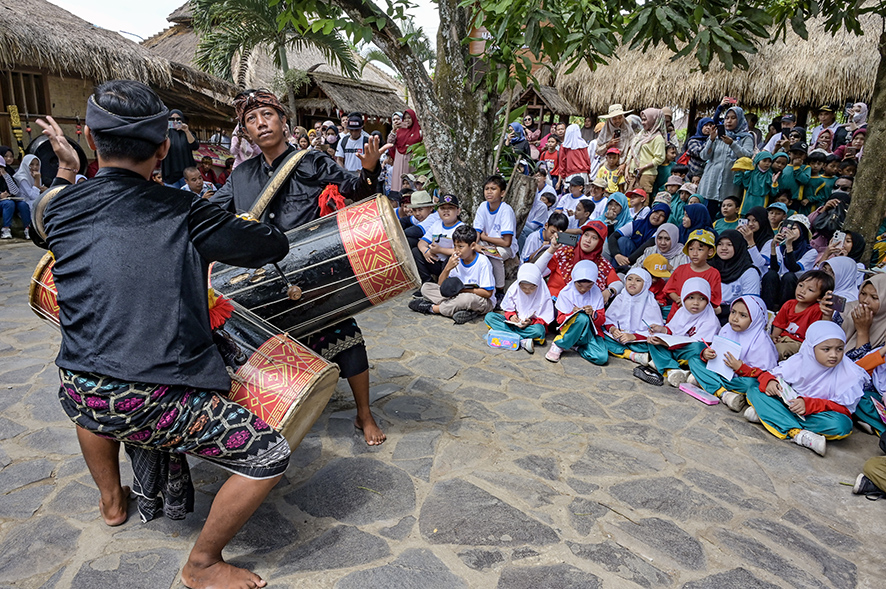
top-left (413, 193), bottom-right (463, 283)
top-left (410, 225), bottom-right (495, 324)
top-left (399, 190), bottom-right (439, 249)
top-left (473, 175), bottom-right (518, 297)
top-left (522, 212), bottom-right (568, 263)
top-left (556, 175), bottom-right (585, 228)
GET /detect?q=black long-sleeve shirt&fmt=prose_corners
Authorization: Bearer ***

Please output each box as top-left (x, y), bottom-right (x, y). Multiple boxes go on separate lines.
top-left (210, 146), bottom-right (379, 232)
top-left (160, 129), bottom-right (200, 184)
top-left (40, 167), bottom-right (288, 390)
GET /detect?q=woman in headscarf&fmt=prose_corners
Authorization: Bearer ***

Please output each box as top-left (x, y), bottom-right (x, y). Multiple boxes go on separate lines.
top-left (632, 222), bottom-right (689, 272)
top-left (609, 202), bottom-right (672, 270)
top-left (738, 206), bottom-right (775, 274)
top-left (844, 102), bottom-right (868, 138)
top-left (810, 129), bottom-right (834, 154)
top-left (597, 191), bottom-right (632, 237)
top-left (834, 128), bottom-right (866, 161)
top-left (534, 220), bottom-right (622, 300)
top-left (624, 108), bottom-right (667, 194)
top-left (679, 203), bottom-right (715, 243)
top-left (711, 230), bottom-right (761, 316)
top-left (0, 146), bottom-right (16, 174)
top-left (595, 104), bottom-right (635, 162)
top-left (391, 108), bottom-right (422, 193)
top-left (3, 154), bottom-right (41, 239)
top-left (760, 214), bottom-right (818, 311)
top-left (685, 117), bottom-right (715, 183)
top-left (554, 124), bottom-right (591, 191)
top-left (697, 106), bottom-right (756, 221)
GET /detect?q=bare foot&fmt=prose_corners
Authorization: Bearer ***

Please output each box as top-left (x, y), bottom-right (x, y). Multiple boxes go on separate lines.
top-left (354, 414), bottom-right (386, 446)
top-left (99, 485), bottom-right (130, 526)
top-left (182, 559), bottom-right (266, 589)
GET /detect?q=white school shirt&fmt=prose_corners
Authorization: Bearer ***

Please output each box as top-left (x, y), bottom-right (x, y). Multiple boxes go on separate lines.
top-left (474, 201), bottom-right (518, 257)
top-left (720, 267), bottom-right (762, 306)
top-left (590, 196), bottom-right (608, 220)
top-left (334, 134), bottom-right (369, 172)
top-left (521, 227), bottom-right (546, 262)
top-left (421, 219), bottom-right (464, 261)
top-left (451, 253), bottom-right (496, 305)
top-left (761, 244), bottom-right (818, 276)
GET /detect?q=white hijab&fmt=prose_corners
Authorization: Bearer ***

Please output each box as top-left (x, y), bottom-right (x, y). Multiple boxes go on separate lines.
top-left (556, 260), bottom-right (605, 315)
top-left (665, 277), bottom-right (720, 341)
top-left (605, 268), bottom-right (662, 334)
top-left (13, 154), bottom-right (41, 202)
top-left (826, 256), bottom-right (859, 302)
top-left (502, 264), bottom-right (555, 324)
top-left (772, 321), bottom-right (868, 411)
top-left (716, 295), bottom-right (778, 371)
top-left (562, 124), bottom-right (589, 150)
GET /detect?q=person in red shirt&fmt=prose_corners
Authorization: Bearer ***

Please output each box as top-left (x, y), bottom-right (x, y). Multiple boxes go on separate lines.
top-left (554, 124), bottom-right (591, 191)
top-left (534, 220), bottom-right (621, 300)
top-left (662, 229), bottom-right (721, 321)
top-left (771, 269), bottom-right (833, 359)
top-left (216, 157), bottom-right (234, 186)
top-left (538, 135), bottom-right (559, 177)
top-left (198, 155), bottom-right (217, 185)
top-left (741, 321), bottom-right (867, 456)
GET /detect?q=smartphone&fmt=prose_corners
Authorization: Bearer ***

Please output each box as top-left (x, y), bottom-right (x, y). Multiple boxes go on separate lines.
top-left (614, 129), bottom-right (621, 139)
top-left (831, 230), bottom-right (846, 248)
top-left (557, 232), bottom-right (580, 247)
top-left (717, 124), bottom-right (726, 137)
top-left (738, 218), bottom-right (749, 228)
top-left (831, 294), bottom-right (847, 314)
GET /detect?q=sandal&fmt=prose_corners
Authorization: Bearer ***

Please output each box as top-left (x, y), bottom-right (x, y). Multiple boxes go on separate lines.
top-left (633, 365), bottom-right (664, 386)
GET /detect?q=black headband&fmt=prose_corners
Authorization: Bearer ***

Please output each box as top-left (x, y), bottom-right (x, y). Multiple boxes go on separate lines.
top-left (86, 95), bottom-right (169, 144)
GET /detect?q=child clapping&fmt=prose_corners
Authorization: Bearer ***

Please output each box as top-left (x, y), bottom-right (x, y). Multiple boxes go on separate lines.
top-left (545, 261), bottom-right (608, 365)
top-left (485, 265), bottom-right (555, 354)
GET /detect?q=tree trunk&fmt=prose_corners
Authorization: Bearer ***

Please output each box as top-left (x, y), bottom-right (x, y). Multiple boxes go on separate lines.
top-left (844, 29), bottom-right (886, 264)
top-left (277, 45), bottom-right (298, 117)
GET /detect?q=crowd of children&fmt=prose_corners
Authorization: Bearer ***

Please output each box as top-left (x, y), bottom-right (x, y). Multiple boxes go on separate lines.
top-left (400, 98), bottom-right (886, 497)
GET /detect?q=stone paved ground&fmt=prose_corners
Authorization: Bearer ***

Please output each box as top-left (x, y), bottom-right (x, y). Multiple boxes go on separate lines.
top-left (2, 238), bottom-right (886, 588)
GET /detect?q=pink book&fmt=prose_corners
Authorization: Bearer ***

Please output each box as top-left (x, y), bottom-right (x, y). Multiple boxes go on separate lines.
top-left (678, 383), bottom-right (720, 405)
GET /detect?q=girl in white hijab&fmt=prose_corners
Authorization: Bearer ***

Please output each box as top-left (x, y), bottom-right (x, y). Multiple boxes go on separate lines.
top-left (686, 295), bottom-right (778, 411)
top-left (823, 256), bottom-right (859, 302)
top-left (603, 268), bottom-right (660, 366)
top-left (645, 277), bottom-right (720, 387)
top-left (545, 260), bottom-right (608, 365)
top-left (745, 321), bottom-right (867, 456)
top-left (485, 264), bottom-right (554, 354)
top-left (12, 154), bottom-right (45, 205)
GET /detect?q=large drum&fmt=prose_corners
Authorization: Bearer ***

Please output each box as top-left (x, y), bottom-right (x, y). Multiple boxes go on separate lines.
top-left (29, 253), bottom-right (339, 450)
top-left (210, 194), bottom-right (420, 338)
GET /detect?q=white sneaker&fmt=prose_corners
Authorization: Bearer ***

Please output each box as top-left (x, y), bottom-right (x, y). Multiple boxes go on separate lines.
top-left (666, 369), bottom-right (689, 387)
top-left (520, 338), bottom-right (534, 354)
top-left (793, 429), bottom-right (826, 456)
top-left (0, 227), bottom-right (11, 239)
top-left (721, 391), bottom-right (747, 412)
top-left (629, 352), bottom-right (650, 366)
top-left (856, 421), bottom-right (875, 435)
top-left (744, 406), bottom-right (760, 423)
top-left (686, 373), bottom-right (698, 386)
top-left (23, 227), bottom-right (29, 240)
top-left (545, 345), bottom-right (563, 363)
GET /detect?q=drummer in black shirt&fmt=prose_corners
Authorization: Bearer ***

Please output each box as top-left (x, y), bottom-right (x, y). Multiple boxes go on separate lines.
top-left (211, 89), bottom-right (392, 446)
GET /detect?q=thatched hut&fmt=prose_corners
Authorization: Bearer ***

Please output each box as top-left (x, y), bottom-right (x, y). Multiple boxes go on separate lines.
top-left (0, 0), bottom-right (236, 160)
top-left (142, 3), bottom-right (407, 131)
top-left (509, 84), bottom-right (581, 137)
top-left (555, 15), bottom-right (880, 125)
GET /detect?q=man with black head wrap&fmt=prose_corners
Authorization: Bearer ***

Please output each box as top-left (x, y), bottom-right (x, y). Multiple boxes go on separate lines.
top-left (161, 108), bottom-right (200, 188)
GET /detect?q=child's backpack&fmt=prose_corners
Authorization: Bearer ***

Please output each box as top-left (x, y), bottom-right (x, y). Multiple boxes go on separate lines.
top-left (675, 150), bottom-right (691, 166)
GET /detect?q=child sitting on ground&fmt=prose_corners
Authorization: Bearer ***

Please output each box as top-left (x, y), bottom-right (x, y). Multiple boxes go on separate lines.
top-left (545, 260), bottom-right (608, 365)
top-left (522, 212), bottom-right (568, 263)
top-left (767, 201), bottom-right (788, 231)
top-left (399, 190), bottom-right (439, 249)
top-left (628, 188), bottom-right (650, 220)
top-left (744, 321), bottom-right (868, 456)
top-left (474, 175), bottom-right (518, 299)
top-left (485, 265), bottom-right (554, 354)
top-left (686, 295), bottom-right (779, 411)
top-left (643, 277), bottom-right (721, 387)
top-left (572, 199), bottom-right (595, 232)
top-left (713, 195), bottom-right (741, 233)
top-left (413, 193), bottom-right (463, 284)
top-left (643, 253), bottom-right (672, 309)
top-left (770, 269), bottom-right (832, 360)
top-left (603, 268), bottom-right (661, 366)
top-left (735, 151), bottom-right (774, 214)
top-left (410, 225), bottom-right (495, 324)
top-left (662, 229), bottom-right (721, 321)
top-left (519, 169), bottom-right (558, 250)
top-left (557, 176), bottom-right (587, 229)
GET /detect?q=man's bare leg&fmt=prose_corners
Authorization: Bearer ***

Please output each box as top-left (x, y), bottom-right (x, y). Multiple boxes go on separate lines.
top-left (181, 473), bottom-right (282, 589)
top-left (348, 369), bottom-right (386, 445)
top-left (75, 425), bottom-right (130, 526)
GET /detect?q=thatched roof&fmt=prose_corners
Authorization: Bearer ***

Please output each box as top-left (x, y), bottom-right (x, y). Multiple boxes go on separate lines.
top-left (556, 15), bottom-right (881, 113)
top-left (0, 0), bottom-right (235, 99)
top-left (298, 72), bottom-right (407, 119)
top-left (531, 85), bottom-right (580, 115)
top-left (143, 3), bottom-right (405, 97)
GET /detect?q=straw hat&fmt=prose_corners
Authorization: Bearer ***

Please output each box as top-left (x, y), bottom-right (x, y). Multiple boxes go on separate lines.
top-left (600, 104), bottom-right (633, 119)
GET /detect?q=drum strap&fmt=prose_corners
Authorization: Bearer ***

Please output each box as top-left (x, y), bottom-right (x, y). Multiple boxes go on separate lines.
top-left (31, 185), bottom-right (66, 242)
top-left (247, 148), bottom-right (310, 221)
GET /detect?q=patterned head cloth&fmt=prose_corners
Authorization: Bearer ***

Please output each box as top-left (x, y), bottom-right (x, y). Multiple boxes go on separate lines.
top-left (234, 89), bottom-right (286, 124)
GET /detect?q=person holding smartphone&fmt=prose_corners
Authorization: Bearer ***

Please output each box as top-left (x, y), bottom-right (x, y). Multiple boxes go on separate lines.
top-left (760, 214), bottom-right (818, 311)
top-left (160, 109), bottom-right (200, 189)
top-left (697, 106), bottom-right (755, 221)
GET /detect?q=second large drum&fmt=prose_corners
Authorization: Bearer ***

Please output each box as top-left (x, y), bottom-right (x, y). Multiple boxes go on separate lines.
top-left (211, 194), bottom-right (420, 339)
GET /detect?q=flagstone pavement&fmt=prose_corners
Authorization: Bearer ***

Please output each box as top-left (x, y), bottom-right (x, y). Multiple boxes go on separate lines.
top-left (2, 238), bottom-right (886, 588)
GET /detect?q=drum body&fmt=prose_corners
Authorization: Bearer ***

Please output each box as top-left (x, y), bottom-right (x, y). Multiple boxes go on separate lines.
top-left (210, 194), bottom-right (420, 338)
top-left (29, 254), bottom-right (339, 450)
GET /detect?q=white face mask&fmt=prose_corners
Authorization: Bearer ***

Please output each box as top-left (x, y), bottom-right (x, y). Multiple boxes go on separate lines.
top-left (852, 111), bottom-right (865, 124)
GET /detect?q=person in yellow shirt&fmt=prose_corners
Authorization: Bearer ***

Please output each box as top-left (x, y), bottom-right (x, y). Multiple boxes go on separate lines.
top-left (596, 147), bottom-right (625, 193)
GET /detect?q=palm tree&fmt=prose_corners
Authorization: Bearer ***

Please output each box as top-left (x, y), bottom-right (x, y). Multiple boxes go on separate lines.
top-left (190, 0), bottom-right (359, 114)
top-left (358, 18), bottom-right (436, 79)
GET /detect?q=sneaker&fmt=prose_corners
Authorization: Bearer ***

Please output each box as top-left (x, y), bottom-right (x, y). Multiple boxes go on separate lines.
top-left (452, 310), bottom-right (479, 324)
top-left (0, 227), bottom-right (11, 239)
top-left (856, 421), bottom-right (876, 435)
top-left (633, 365), bottom-right (664, 386)
top-left (721, 391), bottom-right (748, 413)
top-left (520, 338), bottom-right (534, 354)
top-left (545, 345), bottom-right (563, 363)
top-left (793, 429), bottom-right (826, 456)
top-left (666, 369), bottom-right (690, 388)
top-left (628, 352), bottom-right (650, 366)
top-left (852, 473), bottom-right (886, 499)
top-left (412, 289), bottom-right (423, 297)
top-left (744, 406), bottom-right (761, 423)
top-left (686, 373), bottom-right (698, 386)
top-left (408, 298), bottom-right (434, 314)
top-left (23, 227), bottom-right (29, 240)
